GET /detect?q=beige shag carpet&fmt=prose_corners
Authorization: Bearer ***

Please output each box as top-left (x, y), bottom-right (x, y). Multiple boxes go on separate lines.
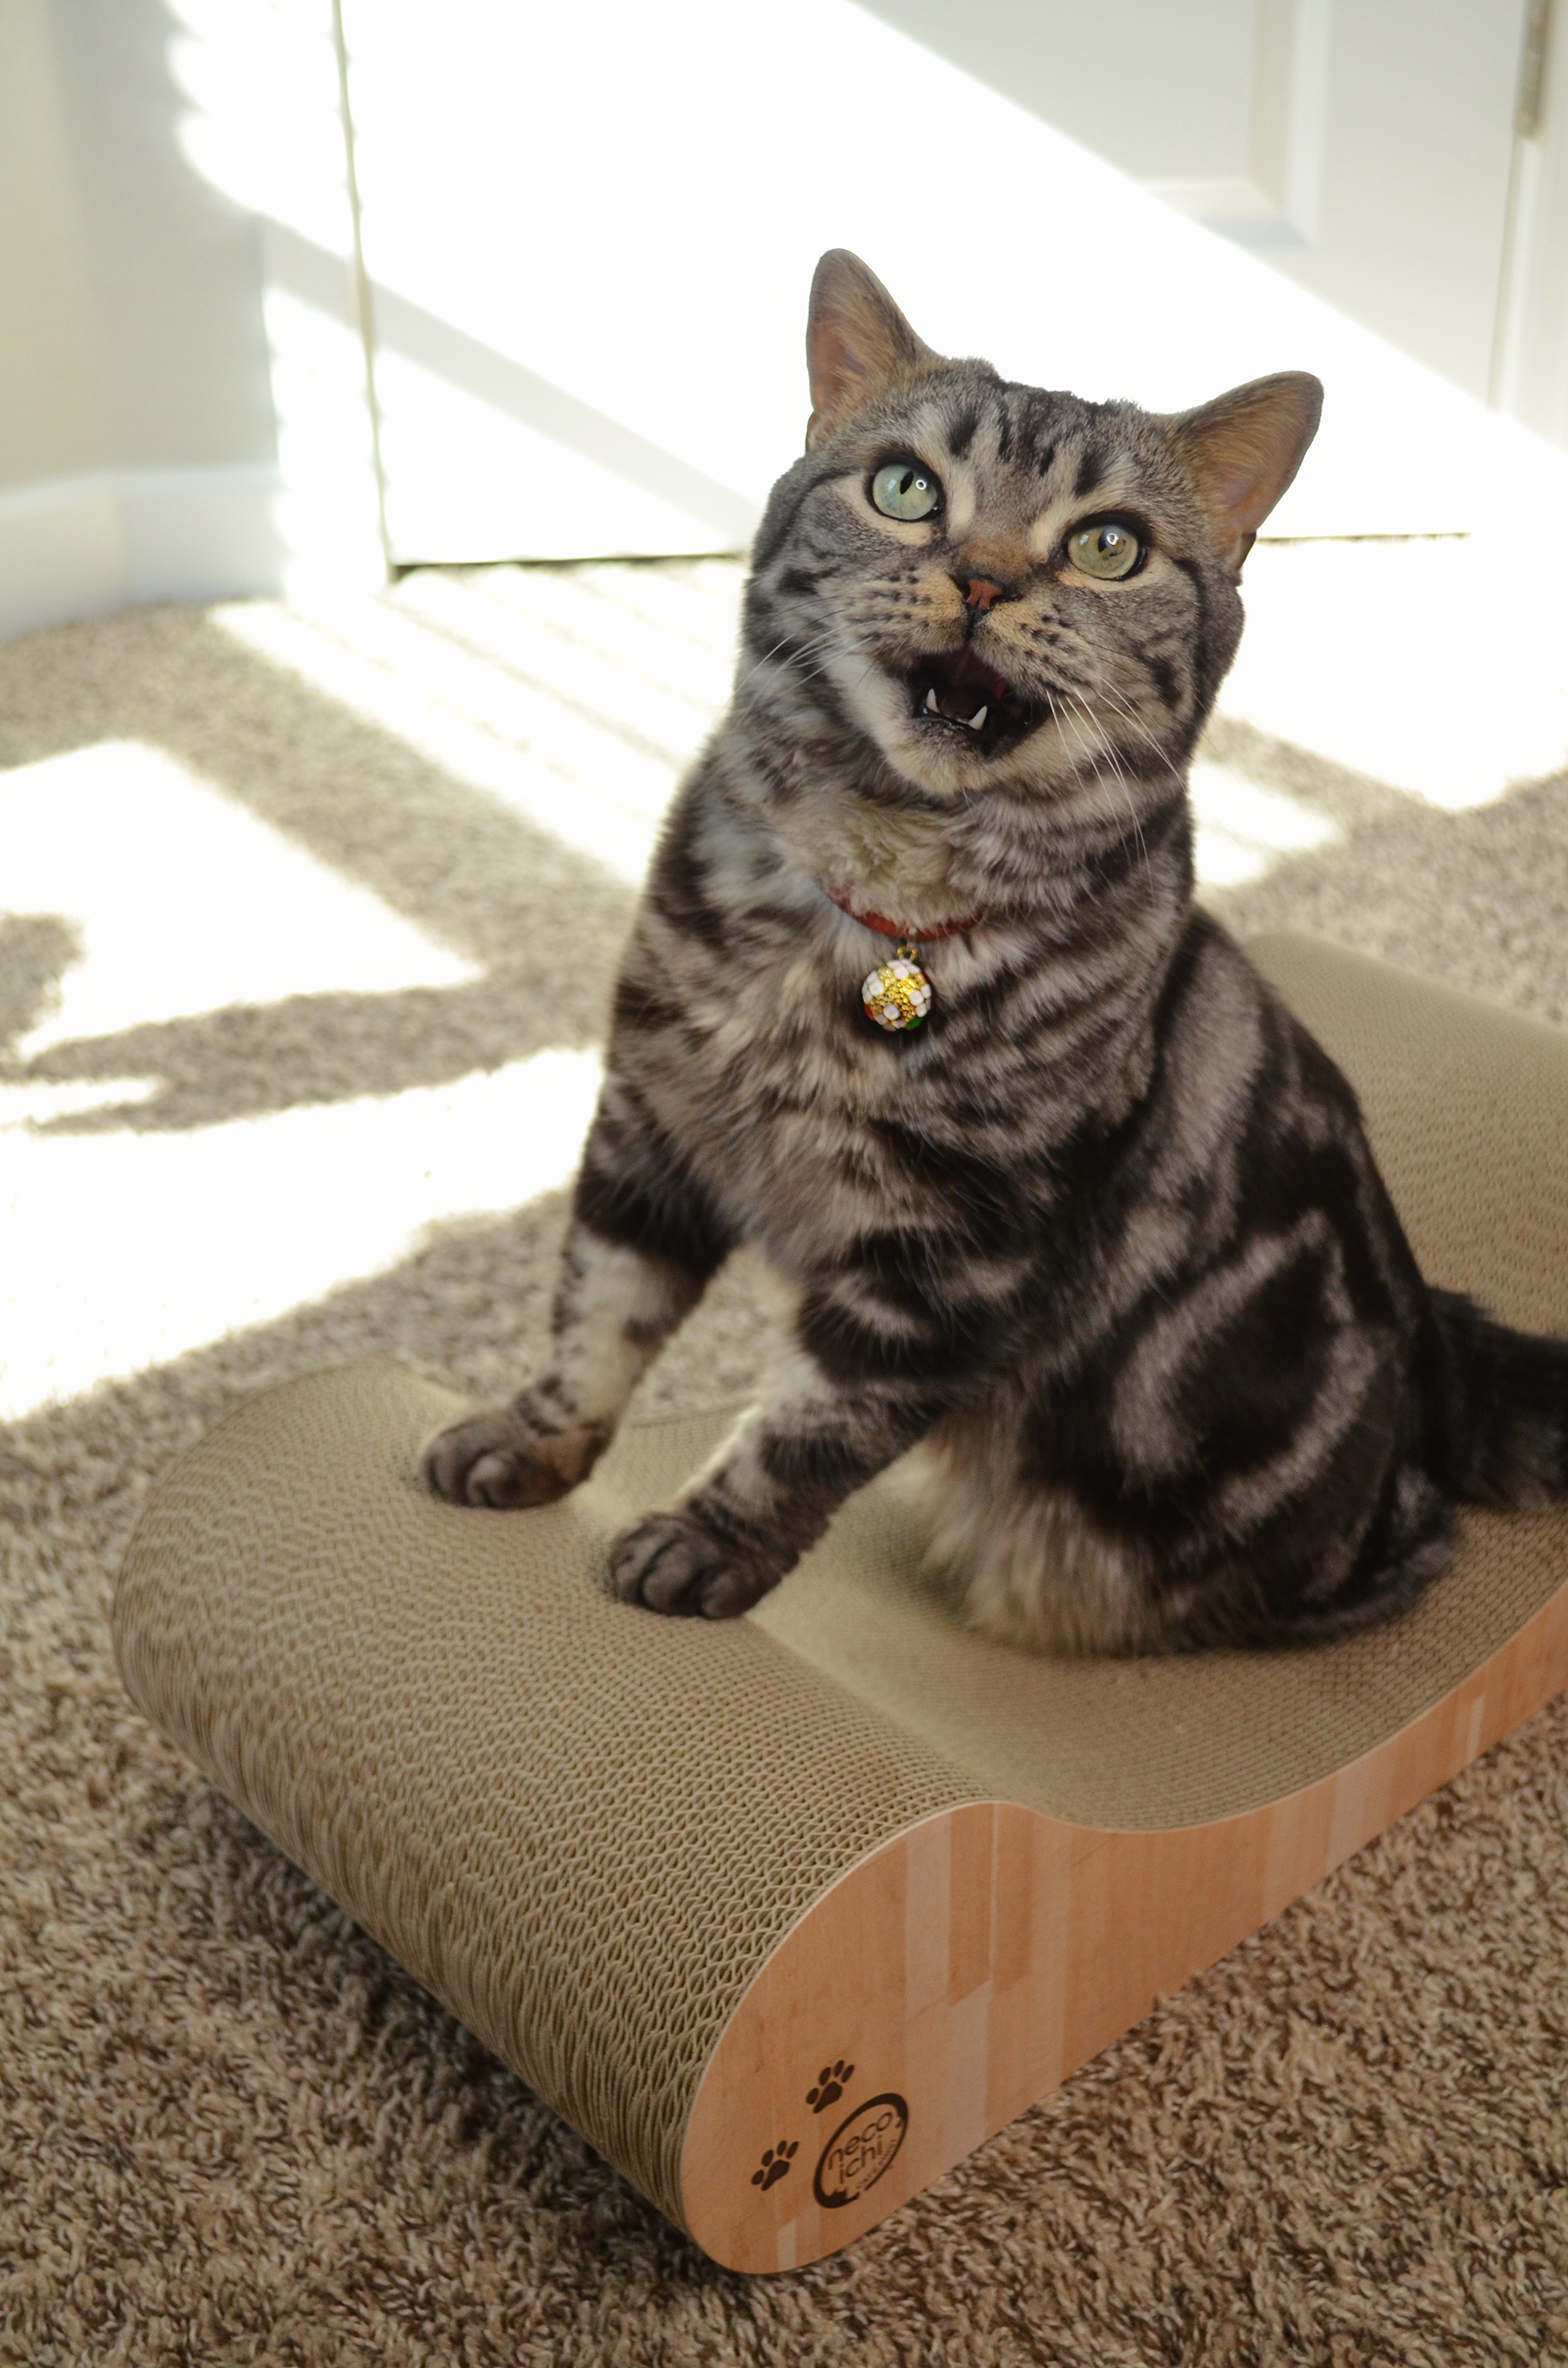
top-left (4, 552), bottom-right (1568, 2364)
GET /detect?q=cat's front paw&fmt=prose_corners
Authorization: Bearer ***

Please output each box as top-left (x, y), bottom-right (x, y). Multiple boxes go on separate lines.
top-left (610, 1509), bottom-right (779, 1619)
top-left (420, 1403), bottom-right (605, 1509)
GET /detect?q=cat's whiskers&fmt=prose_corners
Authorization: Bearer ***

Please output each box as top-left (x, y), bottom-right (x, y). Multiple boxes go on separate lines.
top-left (736, 634), bottom-right (802, 687)
top-left (1061, 691), bottom-right (1152, 884)
top-left (739, 626), bottom-right (847, 689)
top-left (789, 624), bottom-right (883, 692)
top-left (741, 604), bottom-right (897, 688)
top-left (1082, 680), bottom-right (1186, 789)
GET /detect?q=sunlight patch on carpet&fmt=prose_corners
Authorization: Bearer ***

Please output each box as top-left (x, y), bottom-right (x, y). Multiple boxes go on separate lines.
top-left (0, 1046), bottom-right (601, 1421)
top-left (1190, 761), bottom-right (1341, 889)
top-left (2, 740), bottom-right (478, 1059)
top-left (0, 1076), bottom-right (161, 1127)
top-left (1220, 540), bottom-right (1568, 809)
top-left (213, 563), bottom-right (743, 884)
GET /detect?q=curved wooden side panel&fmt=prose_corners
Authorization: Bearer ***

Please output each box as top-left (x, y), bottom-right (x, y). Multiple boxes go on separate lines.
top-left (681, 1570), bottom-right (1568, 2272)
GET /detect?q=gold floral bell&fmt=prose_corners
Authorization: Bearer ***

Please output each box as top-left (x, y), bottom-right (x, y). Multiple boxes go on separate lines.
top-left (861, 941), bottom-right (933, 1032)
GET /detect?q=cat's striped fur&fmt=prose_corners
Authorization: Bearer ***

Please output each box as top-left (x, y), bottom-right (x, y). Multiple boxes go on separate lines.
top-left (425, 251), bottom-right (1568, 1653)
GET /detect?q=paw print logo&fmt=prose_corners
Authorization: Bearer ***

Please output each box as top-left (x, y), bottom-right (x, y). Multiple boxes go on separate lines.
top-left (751, 2139), bottom-right (798, 2192)
top-left (807, 2059), bottom-right (855, 2114)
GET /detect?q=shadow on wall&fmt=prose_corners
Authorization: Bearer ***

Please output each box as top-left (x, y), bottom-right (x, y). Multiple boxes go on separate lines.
top-left (8, 0), bottom-right (1562, 644)
top-left (0, 0), bottom-right (290, 635)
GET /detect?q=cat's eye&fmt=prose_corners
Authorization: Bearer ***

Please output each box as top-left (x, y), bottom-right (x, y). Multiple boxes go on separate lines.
top-left (1068, 520), bottom-right (1142, 580)
top-left (870, 460), bottom-right (941, 522)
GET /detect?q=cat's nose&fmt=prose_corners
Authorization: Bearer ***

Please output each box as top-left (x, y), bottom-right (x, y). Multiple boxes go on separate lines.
top-left (960, 576), bottom-right (1010, 614)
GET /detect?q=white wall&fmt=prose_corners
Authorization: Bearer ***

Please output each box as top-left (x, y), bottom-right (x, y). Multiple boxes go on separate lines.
top-left (344, 0), bottom-right (1568, 563)
top-left (0, 0), bottom-right (120, 633)
top-left (4, 0), bottom-right (1568, 641)
top-left (0, 0), bottom-right (106, 490)
top-left (1496, 0), bottom-right (1568, 447)
top-left (862, 0), bottom-right (1528, 401)
top-left (0, 0), bottom-right (383, 644)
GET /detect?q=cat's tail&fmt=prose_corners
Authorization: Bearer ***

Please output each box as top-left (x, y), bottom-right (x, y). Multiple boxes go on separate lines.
top-left (1428, 1287), bottom-right (1568, 1507)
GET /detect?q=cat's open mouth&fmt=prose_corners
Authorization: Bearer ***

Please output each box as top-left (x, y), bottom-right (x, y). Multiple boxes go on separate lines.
top-left (907, 647), bottom-right (1041, 754)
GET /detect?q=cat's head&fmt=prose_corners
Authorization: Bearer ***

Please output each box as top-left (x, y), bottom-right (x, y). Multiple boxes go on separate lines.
top-left (742, 251), bottom-right (1320, 813)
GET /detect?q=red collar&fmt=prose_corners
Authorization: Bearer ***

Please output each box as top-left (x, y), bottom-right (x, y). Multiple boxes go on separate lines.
top-left (820, 883), bottom-right (985, 941)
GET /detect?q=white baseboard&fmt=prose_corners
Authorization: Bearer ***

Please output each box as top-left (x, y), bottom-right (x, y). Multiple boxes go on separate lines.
top-left (0, 460), bottom-right (300, 643)
top-left (0, 473), bottom-right (130, 643)
top-left (119, 462), bottom-right (287, 606)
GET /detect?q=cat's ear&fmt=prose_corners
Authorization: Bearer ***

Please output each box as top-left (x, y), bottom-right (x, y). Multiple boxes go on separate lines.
top-left (805, 250), bottom-right (942, 451)
top-left (1167, 372), bottom-right (1323, 575)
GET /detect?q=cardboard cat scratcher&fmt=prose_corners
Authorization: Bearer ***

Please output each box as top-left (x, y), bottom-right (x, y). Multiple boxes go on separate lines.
top-left (115, 931), bottom-right (1568, 2271)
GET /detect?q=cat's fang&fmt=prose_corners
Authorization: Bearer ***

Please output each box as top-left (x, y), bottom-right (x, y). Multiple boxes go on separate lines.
top-left (908, 645), bottom-right (1014, 739)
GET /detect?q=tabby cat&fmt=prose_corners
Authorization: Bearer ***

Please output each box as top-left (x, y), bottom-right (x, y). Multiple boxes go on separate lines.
top-left (423, 250), bottom-right (1568, 1653)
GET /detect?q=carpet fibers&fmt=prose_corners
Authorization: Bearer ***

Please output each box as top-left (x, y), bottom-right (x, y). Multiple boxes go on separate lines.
top-left (4, 557), bottom-right (1568, 2364)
